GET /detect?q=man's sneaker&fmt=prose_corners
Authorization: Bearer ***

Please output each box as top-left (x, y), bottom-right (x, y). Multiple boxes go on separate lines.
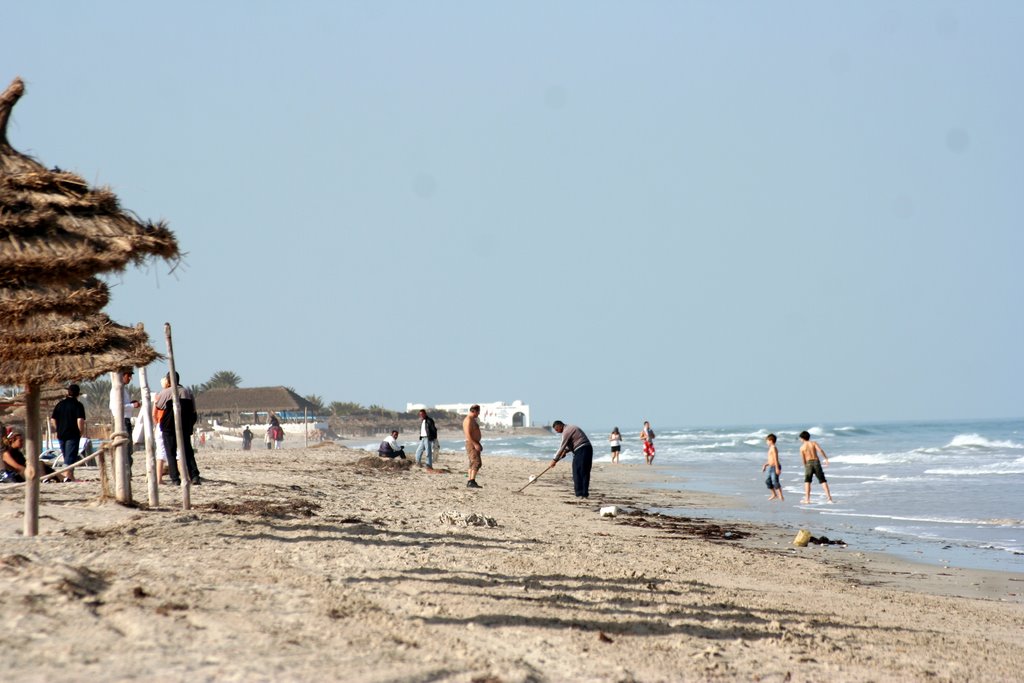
top-left (466, 480), bottom-right (481, 489)
top-left (169, 479), bottom-right (181, 486)
top-left (191, 477), bottom-right (202, 485)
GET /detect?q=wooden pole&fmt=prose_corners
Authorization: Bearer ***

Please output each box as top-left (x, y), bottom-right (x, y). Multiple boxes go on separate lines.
top-left (304, 407), bottom-right (308, 449)
top-left (138, 366), bottom-right (159, 508)
top-left (111, 370), bottom-right (131, 503)
top-left (164, 323), bottom-right (190, 510)
top-left (22, 383), bottom-right (40, 537)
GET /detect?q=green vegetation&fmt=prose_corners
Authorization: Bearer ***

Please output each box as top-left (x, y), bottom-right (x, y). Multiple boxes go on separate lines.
top-left (202, 370), bottom-right (242, 391)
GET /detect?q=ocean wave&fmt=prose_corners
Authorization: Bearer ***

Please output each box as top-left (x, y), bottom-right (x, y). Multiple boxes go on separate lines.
top-left (833, 426), bottom-right (870, 435)
top-left (924, 459), bottom-right (1024, 476)
top-left (685, 440), bottom-right (739, 451)
top-left (830, 452), bottom-right (925, 465)
top-left (947, 433), bottom-right (1024, 450)
top-left (823, 511), bottom-right (1022, 527)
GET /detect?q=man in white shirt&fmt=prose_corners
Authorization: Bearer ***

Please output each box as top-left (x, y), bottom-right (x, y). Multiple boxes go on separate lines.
top-left (110, 368), bottom-right (141, 470)
top-left (378, 430), bottom-right (406, 459)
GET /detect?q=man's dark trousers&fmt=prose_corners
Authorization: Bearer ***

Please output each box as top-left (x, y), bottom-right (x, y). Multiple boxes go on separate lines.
top-left (571, 443), bottom-right (593, 497)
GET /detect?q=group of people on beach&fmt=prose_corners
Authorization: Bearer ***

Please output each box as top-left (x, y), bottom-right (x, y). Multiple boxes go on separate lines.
top-left (763, 431), bottom-right (834, 504)
top-left (605, 422), bottom-right (835, 504)
top-left (607, 421), bottom-right (657, 465)
top-left (377, 406), bottom-right (597, 498)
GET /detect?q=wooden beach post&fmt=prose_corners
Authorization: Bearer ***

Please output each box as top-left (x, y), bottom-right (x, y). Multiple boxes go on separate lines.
top-left (138, 365), bottom-right (159, 508)
top-left (111, 370), bottom-right (131, 503)
top-left (164, 323), bottom-right (191, 510)
top-left (22, 383), bottom-right (41, 537)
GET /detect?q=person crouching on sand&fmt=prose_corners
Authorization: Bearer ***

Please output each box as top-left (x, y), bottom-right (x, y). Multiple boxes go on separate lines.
top-left (762, 433), bottom-right (783, 501)
top-left (799, 430), bottom-right (833, 503)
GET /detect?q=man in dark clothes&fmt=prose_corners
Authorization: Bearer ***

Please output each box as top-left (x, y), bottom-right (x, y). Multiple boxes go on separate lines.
top-left (153, 372), bottom-right (200, 485)
top-left (550, 420), bottom-right (594, 498)
top-left (415, 409), bottom-right (439, 470)
top-left (50, 384), bottom-right (87, 481)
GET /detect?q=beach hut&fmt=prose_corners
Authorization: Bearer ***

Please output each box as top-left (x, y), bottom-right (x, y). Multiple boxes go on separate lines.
top-left (0, 77), bottom-right (180, 535)
top-left (196, 386), bottom-right (321, 425)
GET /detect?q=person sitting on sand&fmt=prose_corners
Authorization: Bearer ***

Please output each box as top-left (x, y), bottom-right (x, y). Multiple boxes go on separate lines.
top-left (1, 431), bottom-right (54, 483)
top-left (378, 430), bottom-right (407, 459)
top-left (762, 433), bottom-right (783, 501)
top-left (799, 430), bottom-right (833, 504)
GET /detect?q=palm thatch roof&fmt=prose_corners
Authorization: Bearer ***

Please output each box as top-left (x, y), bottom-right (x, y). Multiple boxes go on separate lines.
top-left (0, 76), bottom-right (180, 387)
top-left (196, 387), bottom-right (320, 416)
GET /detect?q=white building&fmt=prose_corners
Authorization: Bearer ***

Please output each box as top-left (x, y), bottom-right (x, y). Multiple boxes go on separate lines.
top-left (407, 400), bottom-right (531, 429)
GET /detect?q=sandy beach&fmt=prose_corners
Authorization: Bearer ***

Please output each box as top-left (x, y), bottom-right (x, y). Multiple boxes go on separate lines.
top-left (1, 443), bottom-right (1022, 682)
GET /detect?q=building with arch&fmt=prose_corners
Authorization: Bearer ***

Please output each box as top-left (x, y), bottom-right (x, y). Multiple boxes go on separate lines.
top-left (407, 400), bottom-right (531, 429)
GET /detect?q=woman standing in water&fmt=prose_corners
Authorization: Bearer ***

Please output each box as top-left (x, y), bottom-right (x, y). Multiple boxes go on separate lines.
top-left (608, 427), bottom-right (622, 463)
top-left (641, 420), bottom-right (656, 465)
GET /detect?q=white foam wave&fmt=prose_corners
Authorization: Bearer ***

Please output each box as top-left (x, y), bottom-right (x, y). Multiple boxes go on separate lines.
top-left (686, 440), bottom-right (738, 450)
top-left (925, 460), bottom-right (1024, 476)
top-left (947, 433), bottom-right (1024, 450)
top-left (823, 511), bottom-right (1019, 526)
top-left (831, 452), bottom-right (924, 465)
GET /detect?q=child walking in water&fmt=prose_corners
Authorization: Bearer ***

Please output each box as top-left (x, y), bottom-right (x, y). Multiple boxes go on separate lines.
top-left (762, 433), bottom-right (783, 501)
top-left (799, 430), bottom-right (834, 503)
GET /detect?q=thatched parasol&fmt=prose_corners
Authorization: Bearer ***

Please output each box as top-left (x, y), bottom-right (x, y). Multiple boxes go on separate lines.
top-left (0, 76), bottom-right (179, 384)
top-left (0, 76), bottom-right (181, 532)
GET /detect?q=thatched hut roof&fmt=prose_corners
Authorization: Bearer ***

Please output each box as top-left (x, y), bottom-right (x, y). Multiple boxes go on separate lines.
top-left (0, 76), bottom-right (180, 387)
top-left (196, 387), bottom-right (320, 416)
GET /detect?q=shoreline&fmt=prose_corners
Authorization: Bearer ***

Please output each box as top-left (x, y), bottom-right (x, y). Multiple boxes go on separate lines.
top-left (1, 445), bottom-right (1021, 681)
top-left (349, 433), bottom-right (1024, 579)
top-left (585, 460), bottom-right (1024, 603)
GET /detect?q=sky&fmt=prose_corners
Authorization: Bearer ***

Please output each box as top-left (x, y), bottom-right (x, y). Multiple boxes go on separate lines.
top-left (3, 2), bottom-right (1021, 429)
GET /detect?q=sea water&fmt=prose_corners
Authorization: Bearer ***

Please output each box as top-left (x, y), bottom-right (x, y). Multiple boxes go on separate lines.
top-left (364, 418), bottom-right (1023, 573)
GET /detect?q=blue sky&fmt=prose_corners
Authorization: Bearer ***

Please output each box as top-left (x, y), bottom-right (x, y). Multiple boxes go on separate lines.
top-left (4, 2), bottom-right (1021, 428)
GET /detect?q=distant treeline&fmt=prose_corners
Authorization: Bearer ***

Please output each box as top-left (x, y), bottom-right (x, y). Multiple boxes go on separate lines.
top-left (327, 403), bottom-right (464, 436)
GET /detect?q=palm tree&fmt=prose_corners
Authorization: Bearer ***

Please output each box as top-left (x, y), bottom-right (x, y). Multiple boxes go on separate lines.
top-left (80, 377), bottom-right (113, 420)
top-left (305, 394), bottom-right (325, 413)
top-left (203, 370), bottom-right (242, 391)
